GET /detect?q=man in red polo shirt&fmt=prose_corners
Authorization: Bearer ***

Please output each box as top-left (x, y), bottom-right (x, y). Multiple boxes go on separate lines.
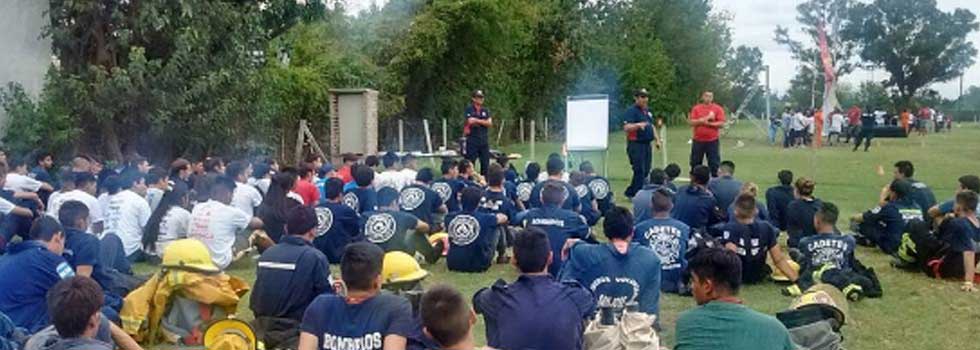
top-left (844, 106), bottom-right (861, 144)
top-left (688, 91), bottom-right (725, 177)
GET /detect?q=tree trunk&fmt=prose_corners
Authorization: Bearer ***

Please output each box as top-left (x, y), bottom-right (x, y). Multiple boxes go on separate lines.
top-left (99, 120), bottom-right (124, 163)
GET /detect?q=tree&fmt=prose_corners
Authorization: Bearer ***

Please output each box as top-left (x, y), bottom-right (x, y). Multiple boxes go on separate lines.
top-left (785, 66), bottom-right (824, 110)
top-left (845, 0), bottom-right (978, 108)
top-left (775, 0), bottom-right (861, 80)
top-left (854, 81), bottom-right (892, 111)
top-left (722, 46), bottom-right (764, 116)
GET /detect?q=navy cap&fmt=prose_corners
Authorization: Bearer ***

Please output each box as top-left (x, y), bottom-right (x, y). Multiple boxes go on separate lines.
top-left (472, 90), bottom-right (485, 98)
top-left (287, 206), bottom-right (318, 236)
top-left (635, 88), bottom-right (649, 97)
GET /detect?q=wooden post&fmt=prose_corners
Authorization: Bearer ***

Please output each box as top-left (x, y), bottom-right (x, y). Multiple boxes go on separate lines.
top-left (520, 117), bottom-right (525, 143)
top-left (398, 119), bottom-right (405, 153)
top-left (661, 125), bottom-right (668, 167)
top-left (424, 119), bottom-right (434, 154)
top-left (530, 120), bottom-right (536, 161)
top-left (442, 118), bottom-right (448, 150)
top-left (496, 119), bottom-right (505, 146)
top-left (295, 119), bottom-right (306, 165)
top-left (544, 117), bottom-right (549, 141)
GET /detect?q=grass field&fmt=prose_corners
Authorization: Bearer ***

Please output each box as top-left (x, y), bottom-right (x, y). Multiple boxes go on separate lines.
top-left (137, 122), bottom-right (980, 349)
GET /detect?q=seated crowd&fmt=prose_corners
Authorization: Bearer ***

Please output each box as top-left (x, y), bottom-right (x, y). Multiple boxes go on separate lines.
top-left (0, 148), bottom-right (975, 350)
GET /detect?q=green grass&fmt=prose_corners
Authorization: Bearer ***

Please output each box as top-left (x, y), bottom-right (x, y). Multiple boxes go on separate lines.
top-left (138, 122), bottom-right (980, 349)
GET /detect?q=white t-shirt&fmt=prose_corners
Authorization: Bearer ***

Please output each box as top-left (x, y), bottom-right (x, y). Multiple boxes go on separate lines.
top-left (537, 172), bottom-right (570, 183)
top-left (103, 190), bottom-right (152, 256)
top-left (232, 182), bottom-right (263, 217)
top-left (830, 113), bottom-right (845, 133)
top-left (47, 189), bottom-right (104, 225)
top-left (154, 206), bottom-right (192, 255)
top-left (4, 173), bottom-right (42, 192)
top-left (146, 188), bottom-right (165, 212)
top-left (0, 197), bottom-right (16, 215)
top-left (399, 169), bottom-right (417, 190)
top-left (248, 177), bottom-right (271, 195)
top-left (791, 113), bottom-right (807, 131)
top-left (374, 170), bottom-right (404, 192)
top-left (188, 200), bottom-right (251, 269)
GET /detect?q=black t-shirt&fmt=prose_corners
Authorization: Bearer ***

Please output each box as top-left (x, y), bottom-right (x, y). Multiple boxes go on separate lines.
top-left (715, 221), bottom-right (779, 284)
top-left (480, 188), bottom-right (517, 219)
top-left (398, 184), bottom-right (442, 225)
top-left (785, 198), bottom-right (822, 248)
top-left (464, 104), bottom-right (491, 145)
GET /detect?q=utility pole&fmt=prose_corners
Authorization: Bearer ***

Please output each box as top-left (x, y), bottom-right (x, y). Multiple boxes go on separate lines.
top-left (765, 65), bottom-right (771, 120)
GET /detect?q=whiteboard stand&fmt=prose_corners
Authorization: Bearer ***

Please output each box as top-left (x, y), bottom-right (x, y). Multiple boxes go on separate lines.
top-left (566, 95), bottom-right (610, 177)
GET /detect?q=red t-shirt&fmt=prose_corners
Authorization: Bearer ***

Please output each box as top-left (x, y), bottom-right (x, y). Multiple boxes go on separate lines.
top-left (847, 107), bottom-right (861, 125)
top-left (337, 165), bottom-right (353, 184)
top-left (917, 107), bottom-right (932, 120)
top-left (293, 179), bottom-right (320, 207)
top-left (689, 103), bottom-right (725, 142)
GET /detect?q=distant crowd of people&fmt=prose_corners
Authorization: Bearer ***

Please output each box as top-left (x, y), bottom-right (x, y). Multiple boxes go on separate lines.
top-left (768, 105), bottom-right (953, 151)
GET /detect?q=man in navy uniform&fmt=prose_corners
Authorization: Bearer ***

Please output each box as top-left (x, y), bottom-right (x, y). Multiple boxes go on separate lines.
top-left (446, 187), bottom-right (508, 272)
top-left (528, 157), bottom-right (581, 212)
top-left (623, 88), bottom-right (661, 198)
top-left (314, 178), bottom-right (362, 264)
top-left (516, 182), bottom-right (590, 275)
top-left (672, 165), bottom-right (721, 233)
top-left (634, 188), bottom-right (692, 294)
top-left (473, 228), bottom-right (596, 350)
top-left (463, 90), bottom-right (493, 176)
top-left (0, 216), bottom-right (75, 334)
top-left (252, 206), bottom-right (333, 349)
top-left (399, 168), bottom-right (446, 227)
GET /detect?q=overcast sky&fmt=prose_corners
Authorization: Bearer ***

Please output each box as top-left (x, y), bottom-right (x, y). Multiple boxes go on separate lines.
top-left (346, 0), bottom-right (980, 98)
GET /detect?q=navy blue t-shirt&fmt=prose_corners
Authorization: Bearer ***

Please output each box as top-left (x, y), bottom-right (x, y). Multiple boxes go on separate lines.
top-left (63, 228), bottom-right (115, 293)
top-left (431, 178), bottom-right (464, 213)
top-left (251, 236), bottom-right (333, 322)
top-left (671, 185), bottom-right (720, 231)
top-left (764, 185), bottom-right (794, 231)
top-left (633, 218), bottom-right (691, 293)
top-left (0, 241), bottom-right (75, 333)
top-left (786, 198), bottom-right (823, 248)
top-left (360, 210), bottom-right (420, 254)
top-left (623, 104), bottom-right (655, 143)
top-left (314, 201), bottom-right (363, 264)
top-left (708, 176), bottom-right (743, 219)
top-left (714, 220), bottom-right (779, 284)
top-left (479, 188), bottom-right (516, 219)
top-left (529, 179), bottom-right (581, 212)
top-left (344, 187), bottom-right (378, 215)
top-left (300, 293), bottom-right (415, 350)
top-left (798, 234), bottom-right (857, 272)
top-left (908, 180), bottom-right (937, 218)
top-left (575, 184), bottom-right (600, 226)
top-left (473, 275), bottom-right (596, 350)
top-left (516, 206), bottom-right (590, 275)
top-left (942, 217), bottom-right (980, 253)
top-left (559, 242), bottom-right (662, 317)
top-left (464, 104), bottom-right (491, 145)
top-left (586, 176), bottom-right (614, 214)
top-left (445, 211), bottom-right (500, 272)
top-left (862, 199), bottom-right (921, 253)
top-left (398, 184), bottom-right (442, 225)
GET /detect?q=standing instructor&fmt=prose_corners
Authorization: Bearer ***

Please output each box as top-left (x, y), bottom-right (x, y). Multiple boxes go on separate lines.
top-left (688, 91), bottom-right (725, 177)
top-left (623, 88), bottom-right (661, 198)
top-left (464, 90), bottom-right (493, 176)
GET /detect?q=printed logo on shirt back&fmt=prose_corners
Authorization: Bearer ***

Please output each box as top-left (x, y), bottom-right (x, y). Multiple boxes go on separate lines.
top-left (399, 187), bottom-right (425, 211)
top-left (448, 215), bottom-right (481, 246)
top-left (575, 184), bottom-right (589, 199)
top-left (589, 276), bottom-right (641, 308)
top-left (588, 178), bottom-right (610, 200)
top-left (516, 182), bottom-right (533, 202)
top-left (431, 182), bottom-right (452, 204)
top-left (343, 193), bottom-right (360, 211)
top-left (365, 213), bottom-right (397, 244)
top-left (321, 332), bottom-right (383, 350)
top-left (643, 225), bottom-right (682, 269)
top-left (315, 207), bottom-right (334, 237)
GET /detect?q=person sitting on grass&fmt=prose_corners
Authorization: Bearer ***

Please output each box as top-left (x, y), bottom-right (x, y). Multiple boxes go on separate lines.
top-left (928, 175), bottom-right (980, 225)
top-left (515, 182), bottom-right (591, 275)
top-left (344, 165), bottom-right (379, 215)
top-left (314, 178), bottom-right (363, 264)
top-left (473, 228), bottom-right (596, 350)
top-left (631, 168), bottom-right (668, 223)
top-left (0, 217), bottom-right (74, 334)
top-left (561, 206), bottom-right (662, 321)
top-left (514, 162), bottom-right (540, 210)
top-left (478, 165), bottom-right (519, 264)
top-left (580, 161), bottom-right (614, 215)
top-left (298, 242), bottom-right (415, 350)
top-left (785, 177), bottom-right (822, 248)
top-left (906, 191), bottom-right (979, 292)
top-left (419, 285), bottom-right (478, 350)
top-left (251, 206), bottom-right (333, 349)
top-left (25, 276), bottom-right (142, 350)
top-left (431, 160), bottom-right (464, 214)
top-left (785, 202), bottom-right (875, 301)
top-left (361, 188), bottom-right (442, 264)
top-left (672, 165), bottom-right (721, 233)
top-left (664, 163), bottom-right (682, 193)
top-left (634, 188), bottom-right (691, 294)
top-left (715, 194), bottom-right (798, 285)
top-left (399, 168), bottom-right (447, 228)
top-left (892, 161), bottom-right (936, 219)
top-left (851, 179), bottom-right (922, 255)
top-left (187, 176), bottom-right (263, 270)
top-left (674, 248), bottom-right (796, 350)
top-left (570, 171), bottom-right (600, 226)
top-left (708, 160), bottom-right (743, 221)
top-left (764, 170), bottom-right (795, 232)
top-left (528, 156), bottom-right (581, 212)
top-left (446, 187), bottom-right (508, 273)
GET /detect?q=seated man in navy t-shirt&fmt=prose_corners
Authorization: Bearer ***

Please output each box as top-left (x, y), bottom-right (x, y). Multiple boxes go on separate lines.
top-left (315, 178), bottom-right (363, 264)
top-left (912, 191), bottom-right (980, 291)
top-left (580, 161), bottom-right (614, 215)
top-left (419, 284), bottom-right (479, 350)
top-left (473, 228), bottom-right (596, 350)
top-left (634, 188), bottom-right (691, 293)
top-left (514, 162), bottom-right (540, 210)
top-left (570, 171), bottom-right (600, 226)
top-left (446, 187), bottom-right (508, 273)
top-left (399, 168), bottom-right (446, 228)
top-left (344, 165), bottom-right (379, 215)
top-left (0, 216), bottom-right (75, 334)
top-left (672, 165), bottom-right (722, 232)
top-left (715, 194), bottom-right (798, 285)
top-left (528, 157), bottom-right (581, 212)
top-left (298, 242), bottom-right (415, 350)
top-left (852, 179), bottom-right (922, 254)
top-left (361, 188), bottom-right (442, 264)
top-left (515, 182), bottom-right (590, 276)
top-left (561, 206), bottom-right (662, 320)
top-left (431, 159), bottom-right (465, 215)
top-left (928, 175), bottom-right (980, 225)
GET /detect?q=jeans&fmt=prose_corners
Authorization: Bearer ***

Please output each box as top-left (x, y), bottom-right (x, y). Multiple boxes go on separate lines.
top-left (768, 124), bottom-right (779, 144)
top-left (625, 141), bottom-right (652, 198)
top-left (690, 139), bottom-right (721, 177)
